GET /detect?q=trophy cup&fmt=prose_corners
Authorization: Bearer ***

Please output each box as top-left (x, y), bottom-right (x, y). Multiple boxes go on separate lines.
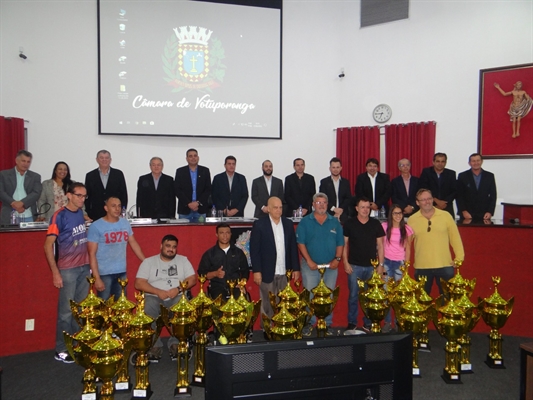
top-left (64, 319), bottom-right (103, 400)
top-left (415, 276), bottom-right (433, 351)
top-left (441, 261), bottom-right (475, 302)
top-left (128, 291), bottom-right (163, 399)
top-left (236, 278), bottom-right (261, 344)
top-left (308, 266), bottom-right (340, 338)
top-left (108, 278), bottom-right (136, 392)
top-left (263, 303), bottom-right (298, 340)
top-left (432, 299), bottom-right (469, 383)
top-left (455, 293), bottom-right (482, 373)
top-left (478, 276), bottom-right (514, 368)
top-left (90, 327), bottom-right (130, 400)
top-left (71, 276), bottom-right (108, 331)
top-left (211, 281), bottom-right (250, 345)
top-left (358, 282), bottom-right (389, 334)
top-left (161, 281), bottom-right (199, 397)
top-left (393, 294), bottom-right (430, 376)
top-left (189, 276), bottom-right (214, 386)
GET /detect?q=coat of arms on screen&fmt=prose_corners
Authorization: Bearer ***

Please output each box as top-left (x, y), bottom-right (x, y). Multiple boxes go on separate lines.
top-left (163, 26), bottom-right (226, 92)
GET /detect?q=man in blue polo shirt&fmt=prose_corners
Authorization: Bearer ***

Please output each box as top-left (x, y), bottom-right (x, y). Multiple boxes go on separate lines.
top-left (296, 192), bottom-right (344, 336)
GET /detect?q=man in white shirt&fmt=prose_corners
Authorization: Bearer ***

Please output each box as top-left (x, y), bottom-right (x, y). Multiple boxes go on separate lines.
top-left (251, 160), bottom-right (284, 218)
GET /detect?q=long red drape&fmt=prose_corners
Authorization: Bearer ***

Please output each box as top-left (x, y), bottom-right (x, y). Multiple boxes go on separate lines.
top-left (384, 121), bottom-right (436, 178)
top-left (0, 117), bottom-right (25, 170)
top-left (336, 126), bottom-right (380, 192)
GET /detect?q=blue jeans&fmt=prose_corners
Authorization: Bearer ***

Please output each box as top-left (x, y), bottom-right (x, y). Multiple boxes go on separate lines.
top-left (56, 264), bottom-right (91, 352)
top-left (346, 264), bottom-right (374, 327)
top-left (384, 259), bottom-right (403, 324)
top-left (97, 272), bottom-right (127, 302)
top-left (415, 266), bottom-right (454, 296)
top-left (179, 212), bottom-right (205, 223)
top-left (301, 258), bottom-right (338, 326)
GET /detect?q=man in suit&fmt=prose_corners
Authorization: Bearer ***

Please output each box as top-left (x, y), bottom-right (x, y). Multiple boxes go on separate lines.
top-left (284, 158), bottom-right (316, 217)
top-left (174, 148), bottom-right (212, 222)
top-left (418, 152), bottom-right (457, 217)
top-left (456, 153), bottom-right (497, 221)
top-left (391, 158), bottom-right (419, 216)
top-left (250, 196), bottom-right (300, 322)
top-left (136, 157), bottom-right (176, 219)
top-left (0, 150), bottom-right (42, 224)
top-left (84, 150), bottom-right (127, 221)
top-left (319, 157), bottom-right (351, 221)
top-left (251, 160), bottom-right (284, 218)
top-left (211, 155), bottom-right (248, 217)
top-left (354, 158), bottom-right (391, 218)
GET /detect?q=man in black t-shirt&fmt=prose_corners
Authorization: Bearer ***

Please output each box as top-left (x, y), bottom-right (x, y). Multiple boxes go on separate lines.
top-left (342, 197), bottom-right (385, 334)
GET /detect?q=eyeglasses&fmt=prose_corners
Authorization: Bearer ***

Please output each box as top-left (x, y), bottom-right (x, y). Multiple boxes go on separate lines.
top-left (392, 212), bottom-right (403, 216)
top-left (427, 220), bottom-right (432, 232)
top-left (72, 193), bottom-right (88, 199)
top-left (417, 197), bottom-right (433, 203)
top-left (399, 164), bottom-right (410, 167)
top-left (314, 201), bottom-right (327, 205)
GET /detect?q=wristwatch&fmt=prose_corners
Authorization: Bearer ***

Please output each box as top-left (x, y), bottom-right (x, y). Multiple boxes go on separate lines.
top-left (335, 257), bottom-right (342, 262)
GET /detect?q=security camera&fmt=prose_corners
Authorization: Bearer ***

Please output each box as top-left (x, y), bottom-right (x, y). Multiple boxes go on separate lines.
top-left (338, 72), bottom-right (345, 78)
top-left (19, 52), bottom-right (27, 59)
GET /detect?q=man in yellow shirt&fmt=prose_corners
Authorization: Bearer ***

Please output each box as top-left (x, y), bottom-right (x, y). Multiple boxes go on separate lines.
top-left (407, 188), bottom-right (464, 295)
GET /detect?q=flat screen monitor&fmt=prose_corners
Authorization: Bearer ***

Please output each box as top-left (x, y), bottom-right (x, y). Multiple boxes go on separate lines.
top-left (205, 333), bottom-right (413, 400)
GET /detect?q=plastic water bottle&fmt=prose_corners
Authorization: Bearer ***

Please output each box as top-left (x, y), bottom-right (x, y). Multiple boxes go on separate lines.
top-left (379, 206), bottom-right (386, 219)
top-left (11, 208), bottom-right (18, 225)
top-left (298, 205), bottom-right (303, 218)
top-left (121, 207), bottom-right (127, 218)
top-left (211, 205), bottom-right (217, 217)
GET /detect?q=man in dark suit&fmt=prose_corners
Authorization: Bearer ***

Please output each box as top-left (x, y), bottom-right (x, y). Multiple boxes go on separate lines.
top-left (136, 157), bottom-right (176, 219)
top-left (84, 150), bottom-right (128, 221)
top-left (251, 160), bottom-right (284, 218)
top-left (174, 148), bottom-right (211, 222)
top-left (211, 155), bottom-right (248, 217)
top-left (250, 196), bottom-right (300, 322)
top-left (0, 150), bottom-right (42, 224)
top-left (391, 158), bottom-right (419, 216)
top-left (284, 158), bottom-right (316, 217)
top-left (456, 153), bottom-right (497, 221)
top-left (319, 157), bottom-right (352, 221)
top-left (418, 152), bottom-right (457, 217)
top-left (354, 158), bottom-right (391, 218)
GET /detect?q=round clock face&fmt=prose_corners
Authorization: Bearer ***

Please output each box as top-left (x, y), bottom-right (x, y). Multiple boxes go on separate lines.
top-left (373, 104), bottom-right (392, 123)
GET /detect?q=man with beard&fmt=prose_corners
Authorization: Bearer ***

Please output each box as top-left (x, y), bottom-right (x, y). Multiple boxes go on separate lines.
top-left (319, 157), bottom-right (352, 222)
top-left (251, 160), bottom-right (284, 218)
top-left (418, 153), bottom-right (457, 217)
top-left (284, 158), bottom-right (316, 217)
top-left (135, 234), bottom-right (196, 362)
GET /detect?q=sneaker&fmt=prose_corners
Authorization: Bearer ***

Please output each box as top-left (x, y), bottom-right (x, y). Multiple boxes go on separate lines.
top-left (343, 323), bottom-right (357, 336)
top-left (361, 324), bottom-right (372, 334)
top-left (326, 327), bottom-right (338, 336)
top-left (147, 346), bottom-right (162, 363)
top-left (169, 344), bottom-right (178, 361)
top-left (382, 322), bottom-right (392, 333)
top-left (301, 324), bottom-right (313, 337)
top-left (55, 351), bottom-right (74, 364)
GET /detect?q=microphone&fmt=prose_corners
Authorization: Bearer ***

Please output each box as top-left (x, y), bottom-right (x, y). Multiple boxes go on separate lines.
top-left (34, 203), bottom-right (52, 217)
top-left (127, 204), bottom-right (136, 219)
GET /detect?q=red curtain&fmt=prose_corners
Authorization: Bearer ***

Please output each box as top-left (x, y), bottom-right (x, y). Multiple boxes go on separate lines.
top-left (0, 117), bottom-right (25, 170)
top-left (384, 121), bottom-right (436, 178)
top-left (336, 126), bottom-right (380, 192)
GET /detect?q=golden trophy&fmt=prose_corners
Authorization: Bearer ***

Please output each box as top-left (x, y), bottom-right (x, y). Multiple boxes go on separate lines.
top-left (189, 275), bottom-right (214, 386)
top-left (236, 277), bottom-right (261, 344)
top-left (161, 281), bottom-right (199, 397)
top-left (415, 276), bottom-right (433, 351)
top-left (478, 276), bottom-right (514, 368)
top-left (70, 276), bottom-right (108, 331)
top-left (432, 299), bottom-right (469, 383)
top-left (357, 259), bottom-right (389, 333)
top-left (394, 294), bottom-right (430, 377)
top-left (455, 293), bottom-right (482, 373)
top-left (107, 278), bottom-right (136, 392)
top-left (308, 266), bottom-right (340, 338)
top-left (262, 303), bottom-right (298, 340)
top-left (441, 261), bottom-right (475, 301)
top-left (90, 327), bottom-right (130, 400)
top-left (128, 291), bottom-right (163, 399)
top-left (211, 281), bottom-right (250, 345)
top-left (64, 319), bottom-right (103, 400)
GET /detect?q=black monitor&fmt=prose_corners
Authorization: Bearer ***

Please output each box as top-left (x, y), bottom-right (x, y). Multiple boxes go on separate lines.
top-left (205, 333), bottom-right (413, 400)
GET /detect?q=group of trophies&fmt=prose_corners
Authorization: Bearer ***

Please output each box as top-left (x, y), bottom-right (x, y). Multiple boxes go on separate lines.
top-left (64, 260), bottom-right (514, 399)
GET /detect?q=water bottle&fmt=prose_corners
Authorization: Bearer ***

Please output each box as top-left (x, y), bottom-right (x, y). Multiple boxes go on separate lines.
top-left (379, 206), bottom-right (386, 219)
top-left (211, 205), bottom-right (217, 217)
top-left (11, 208), bottom-right (18, 225)
top-left (298, 205), bottom-right (303, 218)
top-left (121, 207), bottom-right (127, 218)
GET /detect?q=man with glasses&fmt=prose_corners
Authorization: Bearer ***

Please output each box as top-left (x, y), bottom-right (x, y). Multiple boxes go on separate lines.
top-left (391, 158), bottom-right (419, 216)
top-left (296, 192), bottom-right (344, 336)
top-left (408, 188), bottom-right (464, 296)
top-left (44, 182), bottom-right (90, 363)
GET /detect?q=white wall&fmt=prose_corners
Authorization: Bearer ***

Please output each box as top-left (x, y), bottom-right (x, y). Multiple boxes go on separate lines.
top-left (1, 0), bottom-right (532, 218)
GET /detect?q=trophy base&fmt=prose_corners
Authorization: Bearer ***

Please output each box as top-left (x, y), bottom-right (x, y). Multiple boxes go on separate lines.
top-left (81, 392), bottom-right (97, 400)
top-left (418, 342), bottom-right (431, 352)
top-left (412, 367), bottom-right (421, 377)
top-left (115, 381), bottom-right (131, 391)
top-left (485, 356), bottom-right (505, 369)
top-left (131, 386), bottom-right (153, 399)
top-left (191, 374), bottom-right (205, 387)
top-left (460, 363), bottom-right (473, 374)
top-left (174, 386), bottom-right (192, 397)
top-left (441, 369), bottom-right (462, 384)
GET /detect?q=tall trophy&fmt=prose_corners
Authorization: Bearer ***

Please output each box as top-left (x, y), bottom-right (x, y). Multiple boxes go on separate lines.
top-left (71, 276), bottom-right (108, 331)
top-left (189, 275), bottom-right (214, 386)
top-left (478, 276), bottom-right (514, 368)
top-left (415, 276), bottom-right (433, 351)
top-left (128, 291), bottom-right (163, 399)
top-left (263, 304), bottom-right (298, 340)
top-left (161, 281), bottom-right (199, 397)
top-left (211, 281), bottom-right (249, 345)
top-left (455, 293), bottom-right (481, 373)
top-left (308, 266), bottom-right (339, 338)
top-left (236, 278), bottom-right (261, 343)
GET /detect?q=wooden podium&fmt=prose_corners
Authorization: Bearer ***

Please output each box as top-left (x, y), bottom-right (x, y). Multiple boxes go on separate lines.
top-left (502, 203), bottom-right (533, 224)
